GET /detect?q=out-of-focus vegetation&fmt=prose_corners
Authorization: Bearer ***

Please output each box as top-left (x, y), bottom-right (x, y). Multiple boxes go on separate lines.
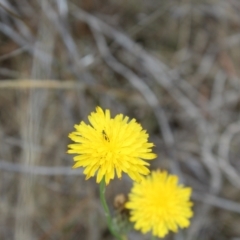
top-left (0, 0), bottom-right (240, 239)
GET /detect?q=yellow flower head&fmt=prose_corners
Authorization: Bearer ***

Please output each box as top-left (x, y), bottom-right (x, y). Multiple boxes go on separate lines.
top-left (125, 170), bottom-right (193, 238)
top-left (67, 107), bottom-right (157, 184)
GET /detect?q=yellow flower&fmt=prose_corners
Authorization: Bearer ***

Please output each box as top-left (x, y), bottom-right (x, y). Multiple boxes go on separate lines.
top-left (67, 107), bottom-right (157, 184)
top-left (125, 170), bottom-right (193, 238)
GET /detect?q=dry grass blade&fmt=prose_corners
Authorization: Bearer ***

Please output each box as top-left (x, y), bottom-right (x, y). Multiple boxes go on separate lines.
top-left (0, 160), bottom-right (83, 175)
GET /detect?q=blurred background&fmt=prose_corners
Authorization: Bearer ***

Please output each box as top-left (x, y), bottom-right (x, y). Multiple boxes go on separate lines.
top-left (0, 0), bottom-right (240, 239)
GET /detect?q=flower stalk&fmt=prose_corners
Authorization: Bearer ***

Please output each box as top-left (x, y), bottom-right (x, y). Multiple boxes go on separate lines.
top-left (151, 235), bottom-right (157, 240)
top-left (99, 178), bottom-right (124, 240)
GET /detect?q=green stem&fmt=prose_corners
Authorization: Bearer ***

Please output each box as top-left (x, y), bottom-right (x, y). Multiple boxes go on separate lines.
top-left (151, 235), bottom-right (157, 240)
top-left (99, 178), bottom-right (123, 240)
